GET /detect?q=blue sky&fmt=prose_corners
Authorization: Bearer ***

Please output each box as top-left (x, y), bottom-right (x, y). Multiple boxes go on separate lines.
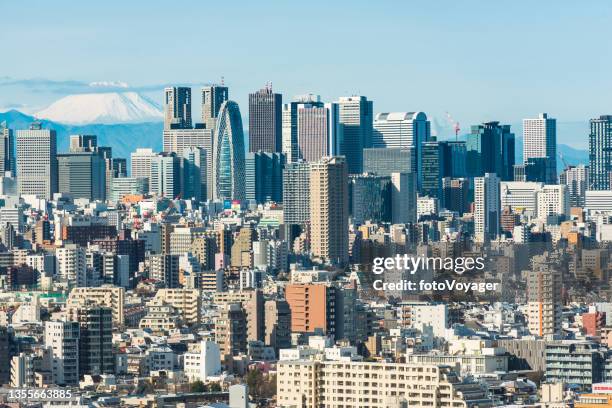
top-left (1, 0), bottom-right (611, 145)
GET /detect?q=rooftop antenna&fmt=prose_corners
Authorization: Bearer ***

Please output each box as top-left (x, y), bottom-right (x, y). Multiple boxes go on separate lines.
top-left (221, 76), bottom-right (225, 86)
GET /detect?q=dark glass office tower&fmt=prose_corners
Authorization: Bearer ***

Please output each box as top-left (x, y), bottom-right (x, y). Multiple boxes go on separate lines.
top-left (467, 121), bottom-right (515, 181)
top-left (589, 115), bottom-right (612, 190)
top-left (249, 85), bottom-right (282, 153)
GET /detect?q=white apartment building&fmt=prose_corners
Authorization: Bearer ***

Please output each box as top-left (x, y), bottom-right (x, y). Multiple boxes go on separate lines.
top-left (55, 244), bottom-right (87, 286)
top-left (183, 340), bottom-right (222, 382)
top-left (45, 321), bottom-right (80, 385)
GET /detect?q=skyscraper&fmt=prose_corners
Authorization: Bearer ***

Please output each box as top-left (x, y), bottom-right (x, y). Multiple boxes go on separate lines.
top-left (150, 152), bottom-right (181, 199)
top-left (560, 165), bottom-right (589, 207)
top-left (16, 122), bottom-right (58, 199)
top-left (440, 141), bottom-right (467, 178)
top-left (310, 157), bottom-right (349, 265)
top-left (163, 127), bottom-right (214, 200)
top-left (421, 141), bottom-right (445, 199)
top-left (589, 115), bottom-right (612, 190)
top-left (182, 147), bottom-right (207, 201)
top-left (57, 135), bottom-right (106, 201)
top-left (337, 96), bottom-right (373, 174)
top-left (442, 177), bottom-right (470, 215)
top-left (281, 95), bottom-right (341, 163)
top-left (201, 84), bottom-right (228, 130)
top-left (474, 173), bottom-right (500, 243)
top-left (372, 111), bottom-right (429, 185)
top-left (349, 174), bottom-right (392, 225)
top-left (467, 122), bottom-right (515, 181)
top-left (57, 151), bottom-right (106, 201)
top-left (70, 134), bottom-right (97, 152)
top-left (0, 122), bottom-right (15, 176)
top-left (391, 172), bottom-right (417, 224)
top-left (130, 148), bottom-right (157, 181)
top-left (282, 161), bottom-right (311, 225)
top-left (297, 102), bottom-right (335, 162)
top-left (245, 151), bottom-right (285, 204)
top-left (523, 113), bottom-right (557, 184)
top-left (363, 147), bottom-right (413, 176)
top-left (213, 101), bottom-right (246, 201)
top-left (164, 87), bottom-right (192, 129)
top-left (249, 85), bottom-right (282, 152)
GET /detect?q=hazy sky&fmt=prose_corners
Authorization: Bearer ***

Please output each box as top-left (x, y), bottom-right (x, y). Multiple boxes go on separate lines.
top-left (2, 0), bottom-right (611, 143)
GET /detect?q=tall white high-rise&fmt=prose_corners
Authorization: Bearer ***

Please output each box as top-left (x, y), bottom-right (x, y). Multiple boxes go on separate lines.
top-left (150, 153), bottom-right (181, 199)
top-left (560, 165), bottom-right (589, 208)
top-left (474, 173), bottom-right (500, 243)
top-left (16, 123), bottom-right (58, 199)
top-left (523, 113), bottom-right (556, 183)
top-left (130, 148), bottom-right (157, 181)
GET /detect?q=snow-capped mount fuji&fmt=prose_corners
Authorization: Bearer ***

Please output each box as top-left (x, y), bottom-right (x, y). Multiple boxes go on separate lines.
top-left (35, 92), bottom-right (163, 125)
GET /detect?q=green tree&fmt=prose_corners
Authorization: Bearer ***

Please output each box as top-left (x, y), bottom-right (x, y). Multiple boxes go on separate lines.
top-left (191, 380), bottom-right (206, 393)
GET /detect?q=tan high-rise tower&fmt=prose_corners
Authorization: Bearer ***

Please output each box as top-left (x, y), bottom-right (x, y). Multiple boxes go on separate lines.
top-left (309, 156), bottom-right (348, 265)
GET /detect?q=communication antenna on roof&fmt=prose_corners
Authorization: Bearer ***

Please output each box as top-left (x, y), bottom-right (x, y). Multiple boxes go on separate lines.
top-left (221, 76), bottom-right (225, 86)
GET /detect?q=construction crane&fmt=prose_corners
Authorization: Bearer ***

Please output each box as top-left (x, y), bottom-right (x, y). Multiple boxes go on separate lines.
top-left (558, 151), bottom-right (570, 170)
top-left (445, 112), bottom-right (461, 141)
